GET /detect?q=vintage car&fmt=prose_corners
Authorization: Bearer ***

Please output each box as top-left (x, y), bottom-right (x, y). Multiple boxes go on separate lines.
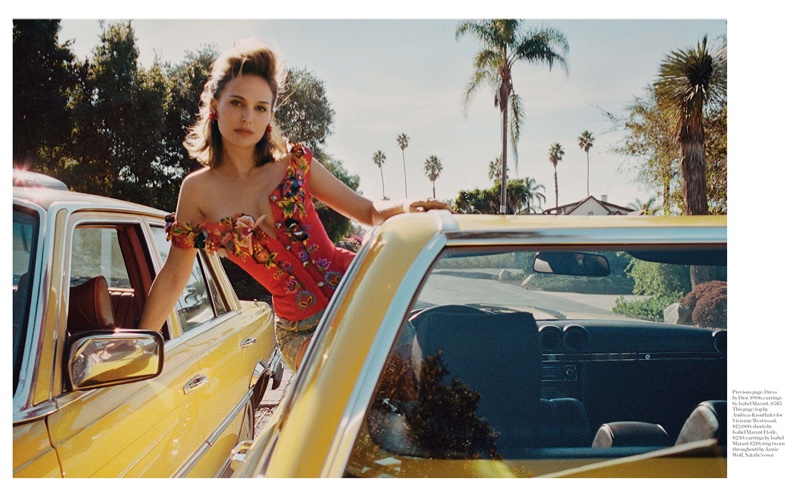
top-left (12, 171), bottom-right (283, 477)
top-left (232, 211), bottom-right (727, 478)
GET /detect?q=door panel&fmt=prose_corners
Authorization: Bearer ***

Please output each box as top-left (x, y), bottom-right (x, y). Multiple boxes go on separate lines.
top-left (13, 420), bottom-right (62, 477)
top-left (48, 341), bottom-right (206, 477)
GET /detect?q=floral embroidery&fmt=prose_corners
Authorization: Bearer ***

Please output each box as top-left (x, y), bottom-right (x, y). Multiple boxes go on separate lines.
top-left (296, 290), bottom-right (315, 309)
top-left (285, 278), bottom-right (300, 293)
top-left (325, 271), bottom-right (342, 288)
top-left (275, 144), bottom-right (312, 219)
top-left (166, 144), bottom-right (354, 318)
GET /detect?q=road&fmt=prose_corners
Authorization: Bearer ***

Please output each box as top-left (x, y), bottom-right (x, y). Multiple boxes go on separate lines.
top-left (418, 271), bottom-right (633, 320)
top-left (255, 368), bottom-right (293, 434)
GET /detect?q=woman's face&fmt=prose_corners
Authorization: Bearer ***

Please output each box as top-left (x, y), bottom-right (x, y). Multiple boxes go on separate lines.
top-left (213, 74), bottom-right (276, 150)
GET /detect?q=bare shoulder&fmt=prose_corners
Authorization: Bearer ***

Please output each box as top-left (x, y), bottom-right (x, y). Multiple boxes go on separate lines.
top-left (176, 168), bottom-right (213, 220)
top-left (180, 167), bottom-right (216, 196)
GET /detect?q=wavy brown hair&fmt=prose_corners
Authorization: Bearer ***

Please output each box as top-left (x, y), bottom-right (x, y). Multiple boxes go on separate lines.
top-left (184, 38), bottom-right (288, 168)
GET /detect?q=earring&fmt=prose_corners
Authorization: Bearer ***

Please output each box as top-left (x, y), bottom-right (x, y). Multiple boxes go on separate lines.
top-left (267, 123), bottom-right (273, 133)
top-left (209, 110), bottom-right (217, 121)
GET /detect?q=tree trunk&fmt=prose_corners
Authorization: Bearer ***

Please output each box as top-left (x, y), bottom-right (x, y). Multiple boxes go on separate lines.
top-left (402, 150), bottom-right (408, 198)
top-left (586, 152), bottom-right (590, 197)
top-left (380, 167), bottom-right (385, 199)
top-left (500, 105), bottom-right (508, 214)
top-left (554, 168), bottom-right (559, 209)
top-left (679, 131), bottom-right (709, 216)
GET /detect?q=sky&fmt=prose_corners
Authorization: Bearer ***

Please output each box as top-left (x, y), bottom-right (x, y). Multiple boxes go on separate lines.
top-left (5, 1), bottom-right (800, 488)
top-left (53, 17), bottom-right (726, 211)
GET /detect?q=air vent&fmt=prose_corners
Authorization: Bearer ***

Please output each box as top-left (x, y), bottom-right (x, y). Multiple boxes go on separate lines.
top-left (538, 325), bottom-right (562, 352)
top-left (563, 324), bottom-right (590, 351)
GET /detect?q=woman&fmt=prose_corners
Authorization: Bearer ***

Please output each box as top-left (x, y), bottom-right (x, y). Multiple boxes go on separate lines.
top-left (138, 38), bottom-right (447, 371)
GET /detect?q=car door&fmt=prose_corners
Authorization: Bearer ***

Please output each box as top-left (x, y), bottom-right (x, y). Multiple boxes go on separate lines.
top-left (148, 225), bottom-right (263, 476)
top-left (45, 212), bottom-right (210, 477)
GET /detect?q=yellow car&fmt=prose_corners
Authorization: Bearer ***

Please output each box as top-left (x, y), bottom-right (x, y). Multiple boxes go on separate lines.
top-left (233, 211), bottom-right (727, 478)
top-left (13, 171), bottom-right (282, 477)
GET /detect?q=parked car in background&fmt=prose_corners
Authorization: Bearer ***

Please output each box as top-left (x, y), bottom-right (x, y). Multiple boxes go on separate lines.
top-left (12, 170), bottom-right (283, 477)
top-left (232, 211), bottom-right (727, 478)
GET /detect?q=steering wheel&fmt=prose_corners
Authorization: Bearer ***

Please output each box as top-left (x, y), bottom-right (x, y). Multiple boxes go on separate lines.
top-left (408, 304), bottom-right (487, 325)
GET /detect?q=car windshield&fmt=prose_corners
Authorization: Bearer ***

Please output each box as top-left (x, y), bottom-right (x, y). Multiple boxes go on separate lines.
top-left (347, 244), bottom-right (727, 476)
top-left (13, 208), bottom-right (39, 393)
top-left (414, 247), bottom-right (727, 326)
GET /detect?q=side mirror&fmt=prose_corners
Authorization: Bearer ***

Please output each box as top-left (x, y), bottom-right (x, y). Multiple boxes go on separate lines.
top-left (533, 251), bottom-right (611, 277)
top-left (68, 330), bottom-right (164, 390)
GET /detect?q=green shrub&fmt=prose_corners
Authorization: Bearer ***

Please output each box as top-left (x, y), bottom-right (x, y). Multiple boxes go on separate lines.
top-left (612, 294), bottom-right (677, 322)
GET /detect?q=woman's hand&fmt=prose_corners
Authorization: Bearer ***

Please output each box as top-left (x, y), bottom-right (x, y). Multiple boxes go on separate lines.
top-left (401, 198), bottom-right (451, 213)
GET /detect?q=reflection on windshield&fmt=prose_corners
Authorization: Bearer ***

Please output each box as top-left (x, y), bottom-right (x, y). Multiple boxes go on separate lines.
top-left (415, 249), bottom-right (727, 328)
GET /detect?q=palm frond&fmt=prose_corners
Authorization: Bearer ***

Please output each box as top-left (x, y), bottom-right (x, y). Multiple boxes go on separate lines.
top-left (509, 92), bottom-right (524, 172)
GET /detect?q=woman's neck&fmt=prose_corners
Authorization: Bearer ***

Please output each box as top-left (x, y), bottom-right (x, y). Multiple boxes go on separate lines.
top-left (219, 146), bottom-right (259, 177)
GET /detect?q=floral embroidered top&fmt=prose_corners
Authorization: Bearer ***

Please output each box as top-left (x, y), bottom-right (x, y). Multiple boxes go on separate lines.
top-left (166, 143), bottom-right (355, 322)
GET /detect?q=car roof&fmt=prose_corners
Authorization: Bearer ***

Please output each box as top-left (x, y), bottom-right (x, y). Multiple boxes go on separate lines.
top-left (12, 169), bottom-right (69, 190)
top-left (13, 182), bottom-right (167, 218)
top-left (379, 210), bottom-right (726, 238)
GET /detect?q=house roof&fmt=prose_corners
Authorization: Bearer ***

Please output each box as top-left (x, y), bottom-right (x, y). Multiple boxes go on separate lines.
top-left (542, 195), bottom-right (636, 215)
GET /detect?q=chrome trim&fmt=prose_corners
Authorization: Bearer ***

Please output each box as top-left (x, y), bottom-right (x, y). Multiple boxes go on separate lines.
top-left (250, 359), bottom-right (269, 389)
top-left (12, 200), bottom-right (50, 417)
top-left (174, 388), bottom-right (253, 478)
top-left (444, 225), bottom-right (727, 246)
top-left (182, 375), bottom-right (209, 395)
top-left (322, 230), bottom-right (449, 477)
top-left (240, 337), bottom-right (257, 348)
top-left (541, 352), bottom-right (726, 362)
top-left (12, 400), bottom-right (58, 425)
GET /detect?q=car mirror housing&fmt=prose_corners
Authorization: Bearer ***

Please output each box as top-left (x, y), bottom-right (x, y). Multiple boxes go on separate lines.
top-left (533, 251), bottom-right (611, 277)
top-left (68, 330), bottom-right (165, 391)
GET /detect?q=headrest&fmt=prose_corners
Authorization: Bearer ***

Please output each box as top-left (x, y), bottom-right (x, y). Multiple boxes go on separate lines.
top-left (592, 421), bottom-right (672, 448)
top-left (676, 400), bottom-right (727, 446)
top-left (68, 276), bottom-right (115, 333)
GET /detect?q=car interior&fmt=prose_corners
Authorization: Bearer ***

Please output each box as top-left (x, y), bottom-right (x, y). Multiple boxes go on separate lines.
top-left (355, 246), bottom-right (727, 470)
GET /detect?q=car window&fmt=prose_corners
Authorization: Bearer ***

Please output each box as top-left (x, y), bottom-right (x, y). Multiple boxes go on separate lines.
top-left (175, 259), bottom-right (217, 332)
top-left (151, 225), bottom-right (230, 333)
top-left (13, 208), bottom-right (39, 394)
top-left (71, 227), bottom-right (131, 289)
top-left (346, 246), bottom-right (727, 477)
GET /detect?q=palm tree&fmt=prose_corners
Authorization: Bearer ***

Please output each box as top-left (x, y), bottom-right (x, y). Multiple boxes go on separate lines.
top-left (372, 150), bottom-right (387, 200)
top-left (457, 19), bottom-right (568, 214)
top-left (654, 35), bottom-right (726, 216)
top-left (523, 177), bottom-right (546, 213)
top-left (488, 157), bottom-right (502, 182)
top-left (396, 133), bottom-right (410, 198)
top-left (423, 155), bottom-right (443, 199)
top-left (628, 196), bottom-right (660, 215)
top-left (548, 143), bottom-right (564, 208)
top-left (578, 130), bottom-right (594, 197)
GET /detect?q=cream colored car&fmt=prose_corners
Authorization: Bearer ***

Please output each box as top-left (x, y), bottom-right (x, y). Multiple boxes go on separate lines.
top-left (13, 172), bottom-right (282, 477)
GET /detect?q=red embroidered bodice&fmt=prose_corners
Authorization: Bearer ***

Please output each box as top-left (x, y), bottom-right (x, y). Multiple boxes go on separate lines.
top-left (166, 144), bottom-right (355, 321)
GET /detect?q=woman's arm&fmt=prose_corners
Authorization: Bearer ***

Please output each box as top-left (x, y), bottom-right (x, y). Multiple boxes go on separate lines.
top-left (308, 158), bottom-right (449, 226)
top-left (138, 246), bottom-right (197, 331)
top-left (138, 175), bottom-right (205, 331)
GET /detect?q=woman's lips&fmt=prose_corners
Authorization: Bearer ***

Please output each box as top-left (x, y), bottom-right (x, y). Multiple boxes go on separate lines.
top-left (235, 128), bottom-right (254, 135)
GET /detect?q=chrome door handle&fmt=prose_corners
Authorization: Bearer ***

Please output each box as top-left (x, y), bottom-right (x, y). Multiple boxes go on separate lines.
top-left (183, 375), bottom-right (208, 395)
top-left (240, 337), bottom-right (257, 349)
